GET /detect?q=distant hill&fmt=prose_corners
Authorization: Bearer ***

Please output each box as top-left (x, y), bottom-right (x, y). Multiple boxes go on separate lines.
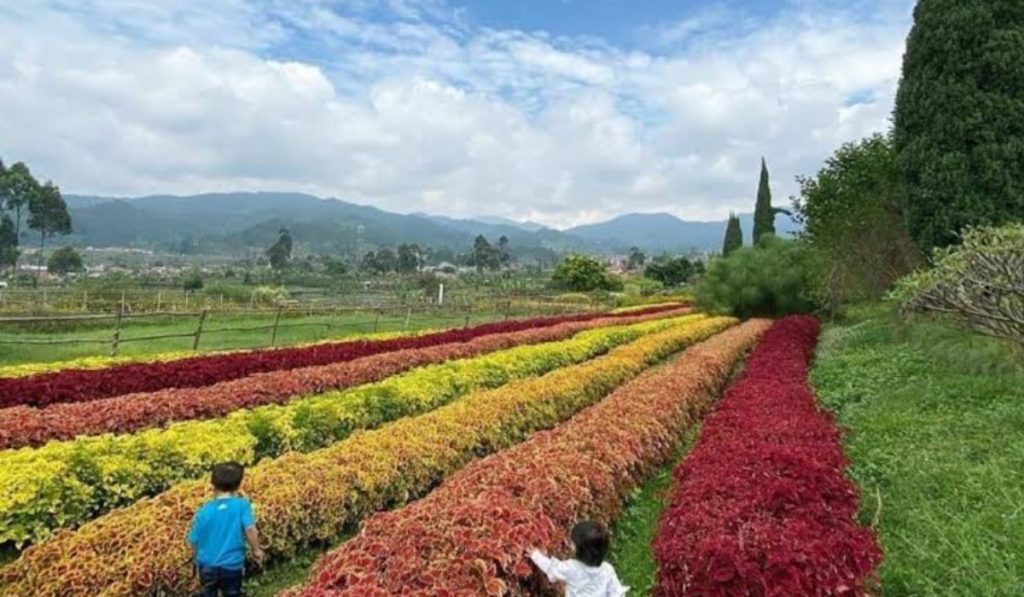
top-left (565, 212), bottom-right (799, 253)
top-left (65, 192), bottom-right (800, 256)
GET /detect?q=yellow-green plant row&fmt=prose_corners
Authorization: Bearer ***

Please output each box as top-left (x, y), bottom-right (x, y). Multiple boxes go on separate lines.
top-left (0, 316), bottom-right (736, 596)
top-left (0, 314), bottom-right (702, 547)
top-left (0, 329), bottom-right (426, 378)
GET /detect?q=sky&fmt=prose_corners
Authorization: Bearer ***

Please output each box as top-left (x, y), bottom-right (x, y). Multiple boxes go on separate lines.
top-left (0, 0), bottom-right (915, 228)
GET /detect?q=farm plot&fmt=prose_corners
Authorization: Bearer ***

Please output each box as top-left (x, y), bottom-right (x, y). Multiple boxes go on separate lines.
top-left (0, 315), bottom-right (730, 596)
top-left (0, 310), bottom-right (694, 546)
top-left (0, 304), bottom-right (680, 408)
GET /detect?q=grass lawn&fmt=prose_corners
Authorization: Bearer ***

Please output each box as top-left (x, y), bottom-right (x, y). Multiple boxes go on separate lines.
top-left (609, 426), bottom-right (701, 596)
top-left (812, 305), bottom-right (1024, 596)
top-left (0, 310), bottom-right (509, 366)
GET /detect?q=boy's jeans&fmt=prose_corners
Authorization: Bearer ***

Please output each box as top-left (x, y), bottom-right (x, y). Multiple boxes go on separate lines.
top-left (197, 566), bottom-right (244, 597)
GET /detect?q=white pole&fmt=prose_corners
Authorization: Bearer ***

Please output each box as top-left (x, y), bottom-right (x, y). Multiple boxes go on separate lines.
top-left (437, 282), bottom-right (444, 306)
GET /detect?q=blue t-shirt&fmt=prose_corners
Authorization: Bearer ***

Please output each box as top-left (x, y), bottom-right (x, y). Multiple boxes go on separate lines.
top-left (187, 496), bottom-right (255, 570)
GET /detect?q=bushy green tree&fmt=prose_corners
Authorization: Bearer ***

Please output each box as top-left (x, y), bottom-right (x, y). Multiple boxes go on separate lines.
top-left (397, 243), bottom-right (421, 274)
top-left (266, 228), bottom-right (293, 270)
top-left (793, 134), bottom-right (920, 310)
top-left (722, 213), bottom-right (743, 256)
top-left (644, 256), bottom-right (695, 287)
top-left (893, 0), bottom-right (1024, 250)
top-left (696, 238), bottom-right (816, 318)
top-left (28, 181), bottom-right (71, 283)
top-left (0, 215), bottom-right (17, 273)
top-left (627, 246), bottom-right (646, 270)
top-left (182, 269), bottom-right (204, 292)
top-left (375, 248), bottom-right (397, 273)
top-left (471, 235), bottom-right (501, 272)
top-left (551, 254), bottom-right (620, 292)
top-left (47, 246), bottom-right (84, 275)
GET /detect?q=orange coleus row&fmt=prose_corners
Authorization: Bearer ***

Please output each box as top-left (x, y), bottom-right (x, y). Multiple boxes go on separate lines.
top-left (286, 319), bottom-right (772, 597)
top-left (0, 316), bottom-right (734, 597)
top-left (0, 307), bottom-right (689, 449)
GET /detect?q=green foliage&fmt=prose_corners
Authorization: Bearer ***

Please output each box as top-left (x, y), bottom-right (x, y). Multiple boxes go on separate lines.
top-left (470, 234), bottom-right (501, 272)
top-left (397, 243), bottom-right (421, 274)
top-left (47, 246), bottom-right (84, 276)
top-left (813, 313), bottom-right (1024, 595)
top-left (627, 246), bottom-right (646, 270)
top-left (794, 134), bottom-right (920, 311)
top-left (181, 269), bottom-right (204, 292)
top-left (893, 0), bottom-right (1024, 250)
top-left (892, 223), bottom-right (1024, 345)
top-left (623, 276), bottom-right (663, 298)
top-left (0, 215), bottom-right (18, 272)
top-left (695, 237), bottom-right (815, 317)
top-left (722, 213), bottom-right (742, 256)
top-left (753, 158), bottom-right (775, 242)
top-left (266, 228), bottom-right (293, 270)
top-left (551, 254), bottom-right (621, 292)
top-left (644, 256), bottom-right (695, 287)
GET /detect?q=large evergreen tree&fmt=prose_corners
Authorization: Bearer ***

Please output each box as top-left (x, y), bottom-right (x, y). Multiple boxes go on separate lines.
top-left (893, 0), bottom-right (1024, 249)
top-left (753, 158), bottom-right (775, 242)
top-left (722, 213), bottom-right (743, 256)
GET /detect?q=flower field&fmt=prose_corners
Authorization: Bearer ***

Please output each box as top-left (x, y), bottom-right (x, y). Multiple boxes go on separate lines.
top-left (652, 316), bottom-right (881, 596)
top-left (0, 311), bottom-right (695, 546)
top-left (0, 315), bottom-right (731, 596)
top-left (284, 319), bottom-right (769, 595)
top-left (0, 308), bottom-right (892, 597)
top-left (0, 304), bottom-right (680, 408)
top-left (0, 307), bottom-right (687, 449)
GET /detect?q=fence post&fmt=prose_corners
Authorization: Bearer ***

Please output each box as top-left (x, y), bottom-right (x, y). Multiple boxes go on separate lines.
top-left (185, 291), bottom-right (190, 311)
top-left (156, 290), bottom-right (162, 312)
top-left (403, 307), bottom-right (411, 330)
top-left (82, 290), bottom-right (88, 311)
top-left (373, 309), bottom-right (382, 333)
top-left (192, 308), bottom-right (209, 351)
top-left (111, 305), bottom-right (123, 357)
top-left (463, 305), bottom-right (470, 329)
top-left (121, 291), bottom-right (126, 314)
top-left (271, 305), bottom-right (284, 346)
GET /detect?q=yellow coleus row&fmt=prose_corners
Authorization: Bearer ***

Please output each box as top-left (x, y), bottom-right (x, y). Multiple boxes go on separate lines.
top-left (0, 314), bottom-right (702, 547)
top-left (611, 301), bottom-right (689, 314)
top-left (0, 328), bottom-right (429, 378)
top-left (0, 316), bottom-right (738, 597)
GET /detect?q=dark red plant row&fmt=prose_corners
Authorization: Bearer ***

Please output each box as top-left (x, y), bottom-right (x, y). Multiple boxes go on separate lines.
top-left (652, 316), bottom-right (881, 597)
top-left (0, 305), bottom-right (682, 409)
top-left (284, 319), bottom-right (770, 596)
top-left (0, 308), bottom-right (689, 449)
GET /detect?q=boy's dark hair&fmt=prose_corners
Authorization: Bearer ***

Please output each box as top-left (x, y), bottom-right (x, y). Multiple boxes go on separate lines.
top-left (570, 520), bottom-right (609, 567)
top-left (211, 462), bottom-right (245, 492)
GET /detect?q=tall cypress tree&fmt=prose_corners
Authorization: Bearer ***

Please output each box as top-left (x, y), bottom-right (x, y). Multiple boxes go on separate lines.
top-left (722, 213), bottom-right (743, 256)
top-left (893, 0), bottom-right (1024, 249)
top-left (753, 157), bottom-right (775, 243)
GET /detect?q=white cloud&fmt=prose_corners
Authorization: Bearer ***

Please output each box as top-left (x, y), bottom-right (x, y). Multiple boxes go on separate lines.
top-left (0, 0), bottom-right (914, 228)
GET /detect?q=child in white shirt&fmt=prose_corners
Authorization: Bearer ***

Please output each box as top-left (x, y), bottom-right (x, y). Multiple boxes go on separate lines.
top-left (529, 520), bottom-right (629, 597)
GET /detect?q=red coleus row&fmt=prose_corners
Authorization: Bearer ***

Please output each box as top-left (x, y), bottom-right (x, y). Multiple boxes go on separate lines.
top-left (0, 308), bottom-right (689, 449)
top-left (652, 316), bottom-right (882, 597)
top-left (283, 319), bottom-right (771, 597)
top-left (0, 304), bottom-right (683, 409)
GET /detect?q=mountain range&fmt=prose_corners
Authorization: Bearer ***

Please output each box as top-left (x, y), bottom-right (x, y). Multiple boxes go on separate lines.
top-left (64, 192), bottom-right (799, 257)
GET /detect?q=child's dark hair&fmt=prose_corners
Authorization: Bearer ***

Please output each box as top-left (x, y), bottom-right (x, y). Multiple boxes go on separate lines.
top-left (211, 462), bottom-right (245, 492)
top-left (570, 520), bottom-right (609, 567)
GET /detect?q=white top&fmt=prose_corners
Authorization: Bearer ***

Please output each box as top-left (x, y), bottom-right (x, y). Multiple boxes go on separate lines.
top-left (529, 550), bottom-right (629, 597)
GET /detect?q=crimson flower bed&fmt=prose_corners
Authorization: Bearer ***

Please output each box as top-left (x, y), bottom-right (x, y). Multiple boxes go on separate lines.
top-left (284, 320), bottom-right (769, 596)
top-left (0, 305), bottom-right (680, 409)
top-left (652, 316), bottom-right (881, 597)
top-left (0, 308), bottom-right (688, 448)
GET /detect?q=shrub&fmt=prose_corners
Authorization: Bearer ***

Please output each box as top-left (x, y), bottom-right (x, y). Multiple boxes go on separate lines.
top-left (892, 223), bottom-right (1024, 346)
top-left (695, 237), bottom-right (816, 318)
top-left (552, 254), bottom-right (621, 292)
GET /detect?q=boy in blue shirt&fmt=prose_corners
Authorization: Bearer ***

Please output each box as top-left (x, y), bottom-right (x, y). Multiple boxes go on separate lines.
top-left (188, 462), bottom-right (265, 597)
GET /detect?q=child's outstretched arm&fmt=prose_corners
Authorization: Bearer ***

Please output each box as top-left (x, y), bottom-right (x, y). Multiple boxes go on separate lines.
top-left (529, 549), bottom-right (571, 583)
top-left (245, 525), bottom-right (265, 566)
